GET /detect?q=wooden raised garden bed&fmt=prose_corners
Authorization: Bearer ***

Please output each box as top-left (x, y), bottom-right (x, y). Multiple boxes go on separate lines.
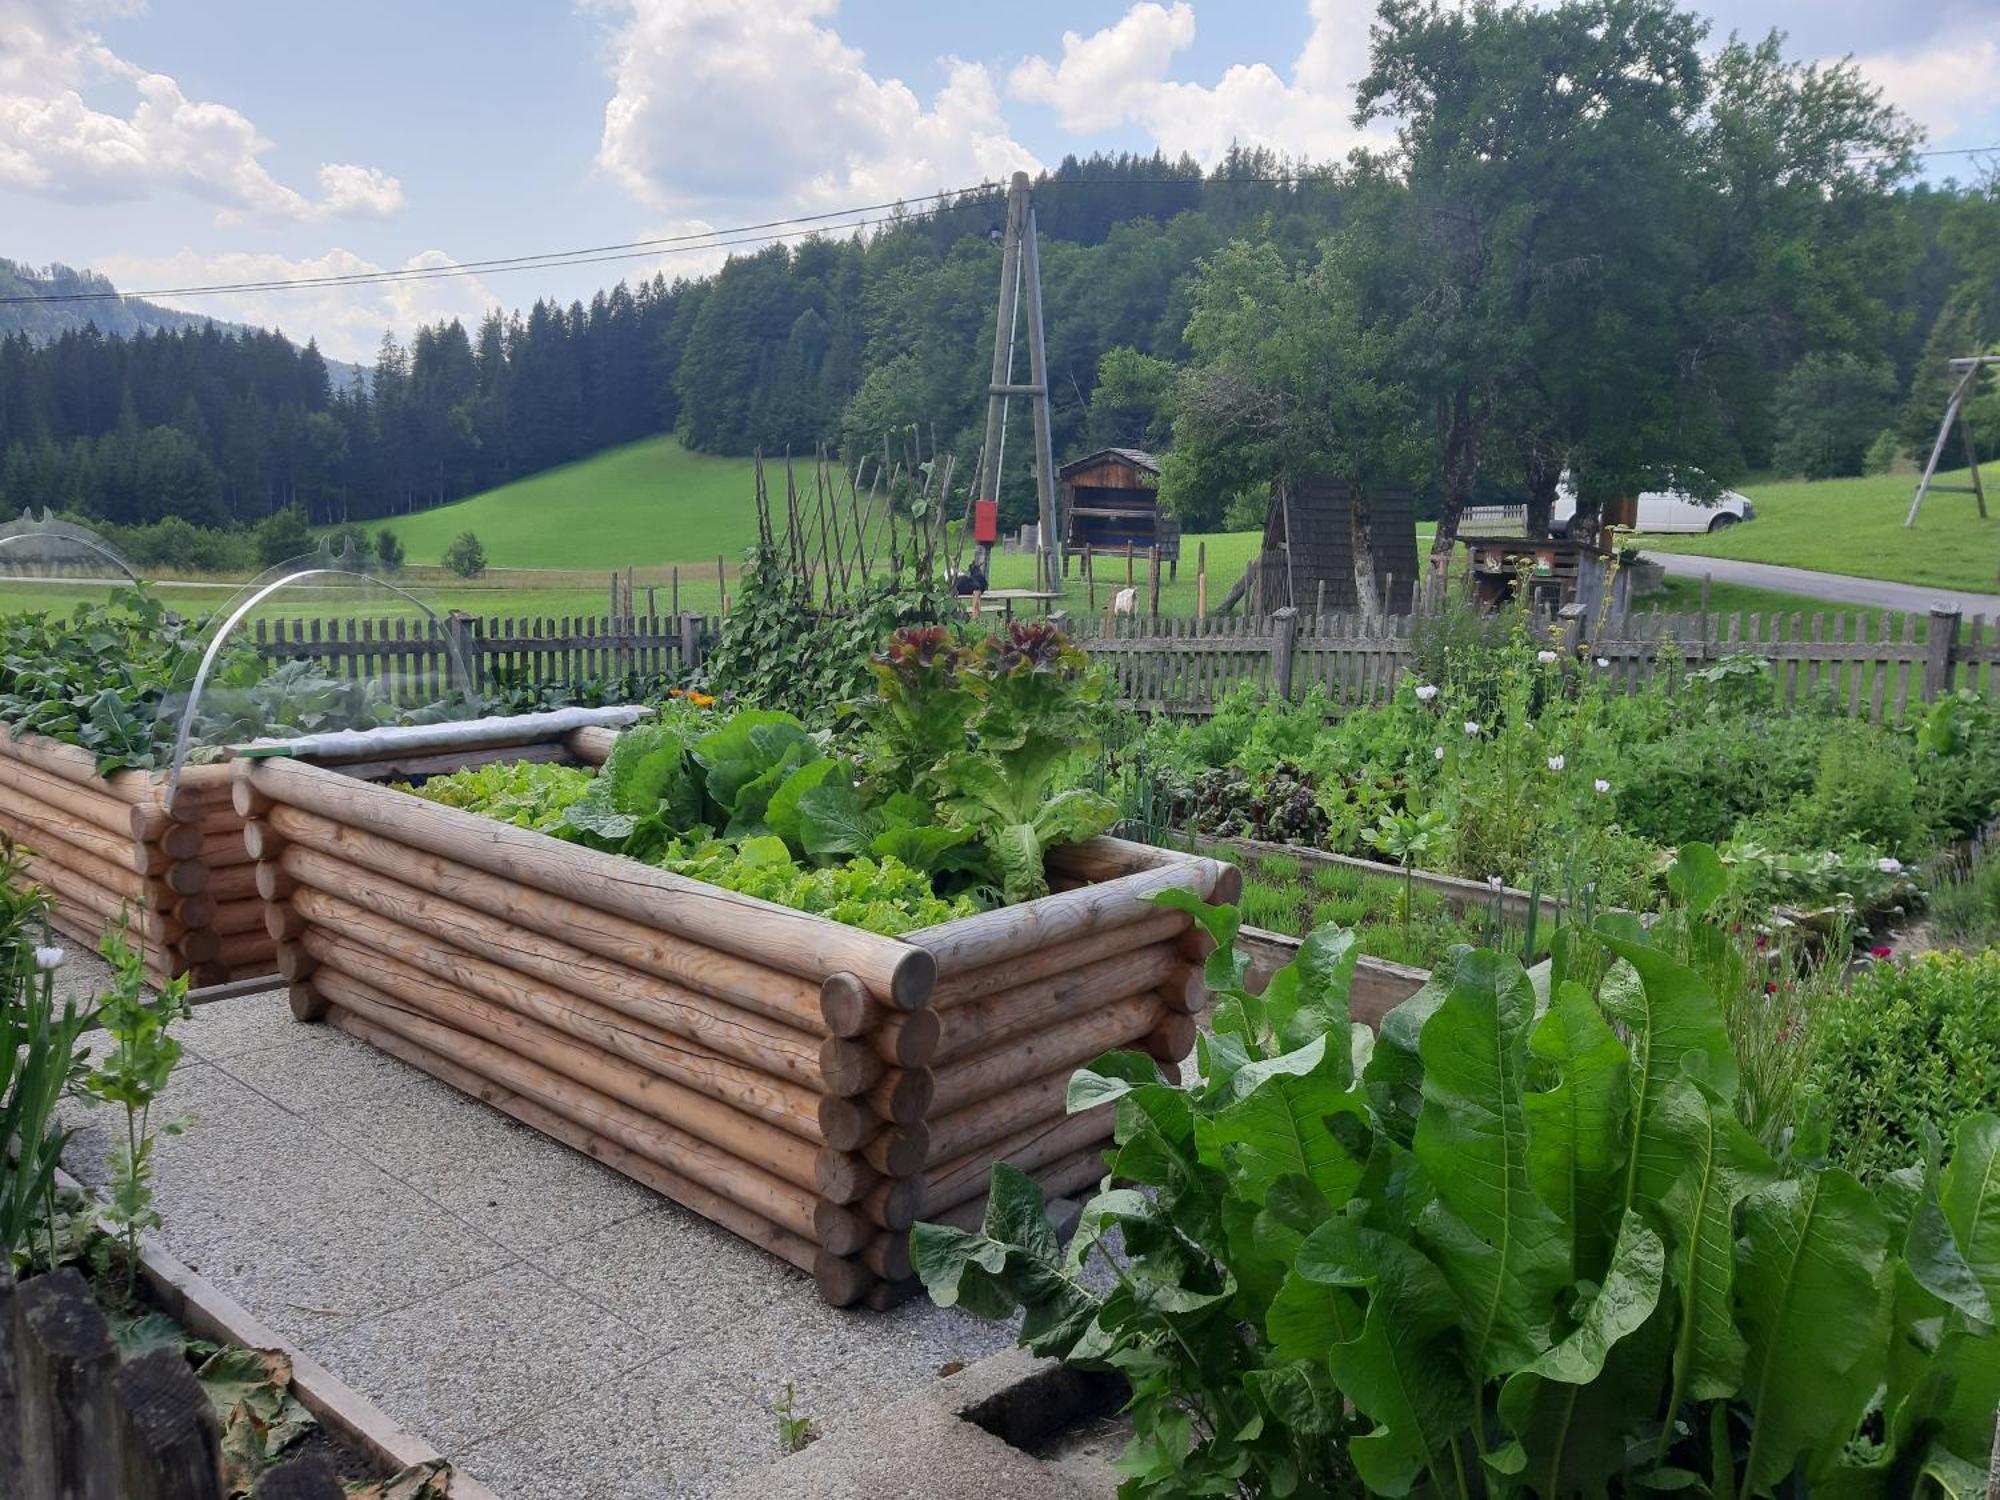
top-left (0, 728), bottom-right (253, 988)
top-left (230, 737), bottom-right (1236, 1308)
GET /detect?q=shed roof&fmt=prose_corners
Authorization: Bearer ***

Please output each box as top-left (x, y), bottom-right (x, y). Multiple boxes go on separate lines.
top-left (1058, 447), bottom-right (1160, 480)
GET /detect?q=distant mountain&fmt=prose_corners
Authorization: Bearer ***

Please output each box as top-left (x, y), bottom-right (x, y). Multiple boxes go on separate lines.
top-left (0, 258), bottom-right (368, 387)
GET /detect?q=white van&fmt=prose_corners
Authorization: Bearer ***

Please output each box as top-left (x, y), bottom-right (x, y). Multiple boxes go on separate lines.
top-left (1553, 481), bottom-right (1755, 536)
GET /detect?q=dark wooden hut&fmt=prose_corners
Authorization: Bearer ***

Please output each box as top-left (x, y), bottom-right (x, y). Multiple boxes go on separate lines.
top-left (1252, 480), bottom-right (1420, 614)
top-left (1060, 448), bottom-right (1180, 575)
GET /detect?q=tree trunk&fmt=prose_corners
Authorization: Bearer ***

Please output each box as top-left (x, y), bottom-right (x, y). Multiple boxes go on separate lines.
top-left (1522, 439), bottom-right (1562, 540)
top-left (1350, 486), bottom-right (1382, 621)
top-left (1428, 386), bottom-right (1485, 565)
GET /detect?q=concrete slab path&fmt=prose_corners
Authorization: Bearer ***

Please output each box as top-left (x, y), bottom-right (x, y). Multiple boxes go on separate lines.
top-left (56, 953), bottom-right (1037, 1499)
top-left (1644, 551), bottom-right (2000, 617)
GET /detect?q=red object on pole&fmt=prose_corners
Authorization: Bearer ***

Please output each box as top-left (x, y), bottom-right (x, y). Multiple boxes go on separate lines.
top-left (973, 498), bottom-right (999, 544)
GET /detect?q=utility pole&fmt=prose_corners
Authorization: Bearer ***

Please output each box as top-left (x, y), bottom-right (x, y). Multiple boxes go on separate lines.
top-left (973, 170), bottom-right (1061, 595)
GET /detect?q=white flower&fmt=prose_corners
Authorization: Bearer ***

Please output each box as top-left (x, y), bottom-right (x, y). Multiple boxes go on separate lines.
top-left (1488, 876), bottom-right (1505, 891)
top-left (1547, 755), bottom-right (1566, 772)
top-left (32, 945), bottom-right (64, 971)
top-left (1594, 778), bottom-right (1612, 795)
top-left (1595, 657), bottom-right (1610, 669)
top-left (1464, 720), bottom-right (1481, 736)
top-left (1433, 745), bottom-right (1446, 761)
top-left (1876, 857), bottom-right (1903, 875)
top-left (1414, 683), bottom-right (1439, 702)
top-left (1536, 649), bottom-right (1558, 664)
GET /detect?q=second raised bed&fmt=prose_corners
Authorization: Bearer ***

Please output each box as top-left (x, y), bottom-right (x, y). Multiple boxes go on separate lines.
top-left (231, 742), bottom-right (1235, 1308)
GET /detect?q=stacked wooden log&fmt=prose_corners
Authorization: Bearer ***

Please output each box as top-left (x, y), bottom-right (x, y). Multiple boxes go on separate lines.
top-left (0, 729), bottom-right (266, 987)
top-left (235, 751), bottom-right (1232, 1308)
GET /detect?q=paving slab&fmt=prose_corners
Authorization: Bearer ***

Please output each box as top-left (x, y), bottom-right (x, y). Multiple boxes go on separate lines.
top-left (57, 980), bottom-right (1056, 1498)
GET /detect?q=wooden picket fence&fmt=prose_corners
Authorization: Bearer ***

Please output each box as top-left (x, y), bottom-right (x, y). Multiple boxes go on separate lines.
top-left (241, 602), bottom-right (2000, 725)
top-left (1068, 604), bottom-right (2000, 722)
top-left (250, 612), bottom-right (720, 703)
top-left (0, 1266), bottom-right (343, 1499)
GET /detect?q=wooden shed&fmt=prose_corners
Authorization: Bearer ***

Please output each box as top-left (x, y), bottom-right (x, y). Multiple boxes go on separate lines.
top-left (1252, 480), bottom-right (1420, 615)
top-left (1060, 449), bottom-right (1181, 575)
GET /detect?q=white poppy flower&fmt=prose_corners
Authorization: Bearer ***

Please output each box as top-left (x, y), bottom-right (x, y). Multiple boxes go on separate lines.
top-left (1536, 650), bottom-right (1558, 664)
top-left (1595, 657), bottom-right (1610, 668)
top-left (1464, 720), bottom-right (1481, 736)
top-left (1488, 876), bottom-right (1504, 891)
top-left (33, 945), bottom-right (64, 971)
top-left (1876, 857), bottom-right (1903, 875)
top-left (1547, 755), bottom-right (1565, 772)
top-left (1594, 779), bottom-right (1612, 795)
top-left (1414, 683), bottom-right (1439, 702)
top-left (1433, 745), bottom-right (1445, 761)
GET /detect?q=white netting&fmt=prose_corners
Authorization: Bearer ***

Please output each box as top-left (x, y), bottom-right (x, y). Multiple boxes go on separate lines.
top-left (155, 538), bottom-right (482, 798)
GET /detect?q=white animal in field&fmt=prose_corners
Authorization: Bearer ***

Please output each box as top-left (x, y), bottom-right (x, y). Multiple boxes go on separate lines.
top-left (1112, 587), bottom-right (1137, 615)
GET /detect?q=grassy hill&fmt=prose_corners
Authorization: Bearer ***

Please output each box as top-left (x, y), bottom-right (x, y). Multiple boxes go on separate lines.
top-left (378, 436), bottom-right (766, 571)
top-left (1644, 467), bottom-right (2000, 593)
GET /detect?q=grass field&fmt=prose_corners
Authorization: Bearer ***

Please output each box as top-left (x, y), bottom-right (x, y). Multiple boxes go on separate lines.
top-left (1643, 467), bottom-right (2000, 593)
top-left (376, 436), bottom-right (767, 571)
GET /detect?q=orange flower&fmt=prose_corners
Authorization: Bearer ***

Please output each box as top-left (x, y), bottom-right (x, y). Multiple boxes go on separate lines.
top-left (688, 691), bottom-right (716, 707)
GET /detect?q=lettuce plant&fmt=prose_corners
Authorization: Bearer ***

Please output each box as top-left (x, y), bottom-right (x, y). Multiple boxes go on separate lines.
top-left (913, 897), bottom-right (2000, 1499)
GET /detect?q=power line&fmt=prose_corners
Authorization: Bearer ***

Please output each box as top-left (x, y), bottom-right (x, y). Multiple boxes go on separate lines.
top-left (0, 183), bottom-right (1005, 306)
top-left (8, 139), bottom-right (1992, 308)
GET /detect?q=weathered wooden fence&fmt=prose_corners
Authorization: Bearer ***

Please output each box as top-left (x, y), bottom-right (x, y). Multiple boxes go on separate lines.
top-left (243, 603), bottom-right (2000, 724)
top-left (0, 1266), bottom-right (343, 1499)
top-left (250, 612), bottom-right (720, 702)
top-left (1069, 605), bottom-right (2000, 721)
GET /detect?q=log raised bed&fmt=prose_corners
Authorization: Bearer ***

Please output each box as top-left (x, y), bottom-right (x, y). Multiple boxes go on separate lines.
top-left (0, 709), bottom-right (646, 991)
top-left (232, 746), bottom-right (1236, 1308)
top-left (0, 727), bottom-right (248, 988)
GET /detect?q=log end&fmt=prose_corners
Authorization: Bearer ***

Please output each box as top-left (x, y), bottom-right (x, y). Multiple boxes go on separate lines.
top-left (813, 1198), bottom-right (870, 1257)
top-left (816, 1094), bottom-right (871, 1152)
top-left (886, 1067), bottom-right (935, 1125)
top-left (868, 1123), bottom-right (930, 1180)
top-left (254, 863), bottom-right (299, 902)
top-left (1208, 860), bottom-right (1243, 908)
top-left (866, 1177), bottom-right (924, 1233)
top-left (813, 1149), bottom-right (878, 1206)
top-left (886, 945), bottom-right (937, 1012)
top-left (288, 983), bottom-right (329, 1023)
top-left (231, 775), bottom-right (271, 820)
top-left (1142, 1013), bottom-right (1197, 1067)
top-left (862, 1276), bottom-right (924, 1312)
top-left (818, 971), bottom-right (878, 1037)
top-left (811, 1250), bottom-right (873, 1309)
top-left (273, 942), bottom-right (317, 983)
top-left (242, 819), bottom-right (279, 863)
top-left (1161, 966), bottom-right (1209, 1015)
top-left (818, 1036), bottom-right (886, 1097)
top-left (882, 1006), bottom-right (940, 1070)
top-left (264, 903), bottom-right (307, 942)
top-left (861, 1233), bottom-right (913, 1283)
top-left (174, 926), bottom-right (221, 964)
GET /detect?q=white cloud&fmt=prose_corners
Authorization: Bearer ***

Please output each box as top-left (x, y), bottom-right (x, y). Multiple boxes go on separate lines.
top-left (590, 0), bottom-right (1040, 215)
top-left (92, 247), bottom-right (497, 363)
top-left (1845, 28), bottom-right (2000, 143)
top-left (0, 0), bottom-right (404, 224)
top-left (1006, 0), bottom-right (1385, 164)
top-left (1009, 3), bottom-right (1197, 133)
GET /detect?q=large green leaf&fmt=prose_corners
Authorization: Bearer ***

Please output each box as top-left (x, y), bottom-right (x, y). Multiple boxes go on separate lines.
top-left (1198, 1032), bottom-right (1368, 1209)
top-left (1658, 1080), bottom-right (1776, 1408)
top-left (1596, 933), bottom-right (1738, 1218)
top-left (764, 757), bottom-right (839, 847)
top-left (1414, 949), bottom-right (1570, 1377)
top-left (1364, 966), bottom-right (1453, 1147)
top-left (1300, 1220), bottom-right (1471, 1497)
top-left (1938, 1115), bottom-right (2000, 1316)
top-left (1736, 1169), bottom-right (1891, 1495)
top-left (989, 820), bottom-right (1048, 904)
top-left (796, 777), bottom-right (877, 858)
top-left (692, 708), bottom-right (811, 812)
top-left (1525, 982), bottom-right (1630, 1282)
top-left (1261, 925), bottom-right (1361, 1056)
top-left (1499, 1211), bottom-right (1669, 1500)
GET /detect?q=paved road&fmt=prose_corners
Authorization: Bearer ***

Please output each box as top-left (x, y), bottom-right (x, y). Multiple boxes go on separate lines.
top-left (1644, 551), bottom-right (2000, 618)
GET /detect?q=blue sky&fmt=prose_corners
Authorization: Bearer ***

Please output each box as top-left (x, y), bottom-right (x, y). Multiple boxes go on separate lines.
top-left (3, 0), bottom-right (1996, 360)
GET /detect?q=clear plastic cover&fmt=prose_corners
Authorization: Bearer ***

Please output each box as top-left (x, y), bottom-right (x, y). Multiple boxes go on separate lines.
top-left (0, 509), bottom-right (143, 590)
top-left (155, 538), bottom-right (482, 798)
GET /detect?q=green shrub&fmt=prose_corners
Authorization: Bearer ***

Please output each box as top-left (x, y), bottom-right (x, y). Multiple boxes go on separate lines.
top-left (1927, 848), bottom-right (2000, 949)
top-left (1806, 949), bottom-right (2000, 1182)
top-left (374, 528), bottom-right (406, 572)
top-left (1862, 427), bottom-right (1900, 475)
top-left (1614, 712), bottom-right (1824, 848)
top-left (254, 507), bottom-right (314, 567)
top-left (442, 531), bottom-right (486, 578)
top-left (1769, 728), bottom-right (1927, 857)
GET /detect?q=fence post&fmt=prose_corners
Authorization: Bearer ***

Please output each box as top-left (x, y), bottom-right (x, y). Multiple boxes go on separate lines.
top-left (114, 1347), bottom-right (220, 1500)
top-left (1, 1268), bottom-right (19, 1494)
top-left (441, 611), bottom-right (480, 700)
top-left (1923, 607), bottom-right (1961, 702)
top-left (679, 611), bottom-right (704, 675)
top-left (1270, 606), bottom-right (1300, 702)
top-left (15, 1267), bottom-right (120, 1500)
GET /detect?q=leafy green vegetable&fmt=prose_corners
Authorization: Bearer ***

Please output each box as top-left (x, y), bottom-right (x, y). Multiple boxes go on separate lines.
top-left (913, 903), bottom-right (2000, 1499)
